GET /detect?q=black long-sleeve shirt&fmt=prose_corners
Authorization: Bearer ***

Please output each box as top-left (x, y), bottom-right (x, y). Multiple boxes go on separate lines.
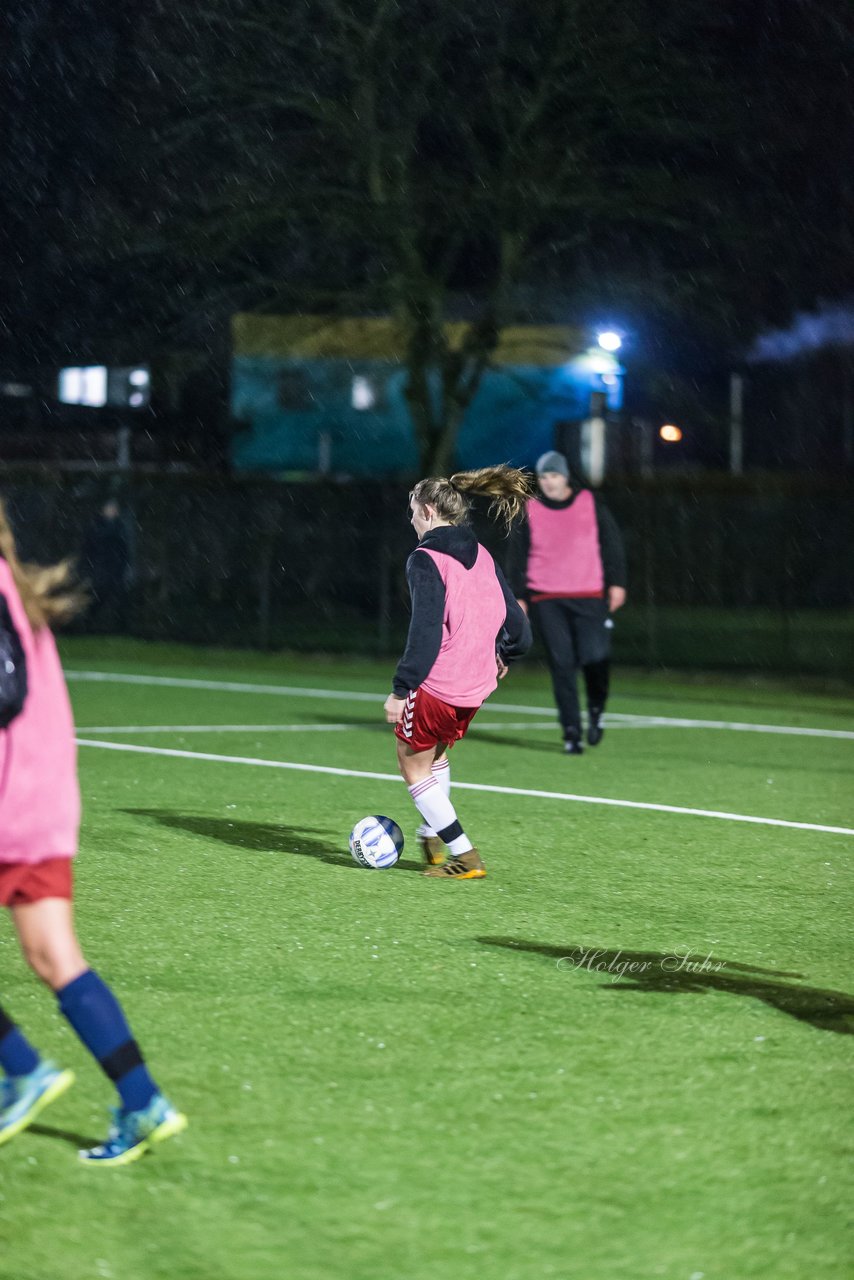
top-left (505, 489), bottom-right (627, 598)
top-left (392, 525), bottom-right (532, 697)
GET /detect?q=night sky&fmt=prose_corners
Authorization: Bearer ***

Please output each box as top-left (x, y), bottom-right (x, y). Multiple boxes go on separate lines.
top-left (1, 0), bottom-right (852, 467)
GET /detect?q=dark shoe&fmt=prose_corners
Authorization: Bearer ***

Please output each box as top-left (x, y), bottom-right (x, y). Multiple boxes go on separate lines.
top-left (587, 707), bottom-right (605, 747)
top-left (563, 733), bottom-right (584, 755)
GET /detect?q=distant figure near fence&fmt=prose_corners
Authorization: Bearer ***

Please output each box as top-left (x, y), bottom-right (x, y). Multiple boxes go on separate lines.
top-left (509, 451), bottom-right (627, 754)
top-left (80, 499), bottom-right (134, 633)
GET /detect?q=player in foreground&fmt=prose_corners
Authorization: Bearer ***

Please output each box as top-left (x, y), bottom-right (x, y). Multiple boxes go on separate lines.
top-left (0, 499), bottom-right (186, 1165)
top-left (384, 467), bottom-right (532, 879)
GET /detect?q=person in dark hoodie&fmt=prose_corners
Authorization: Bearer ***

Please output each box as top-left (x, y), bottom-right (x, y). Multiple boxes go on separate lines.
top-left (80, 499), bottom-right (134, 634)
top-left (508, 450), bottom-right (627, 754)
top-left (383, 467), bottom-right (532, 879)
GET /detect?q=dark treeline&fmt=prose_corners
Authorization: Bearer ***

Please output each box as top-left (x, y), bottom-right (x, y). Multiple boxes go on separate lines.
top-left (1, 0), bottom-right (852, 470)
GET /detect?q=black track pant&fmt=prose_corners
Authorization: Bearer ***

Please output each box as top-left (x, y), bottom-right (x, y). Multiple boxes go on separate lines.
top-left (531, 597), bottom-right (612, 738)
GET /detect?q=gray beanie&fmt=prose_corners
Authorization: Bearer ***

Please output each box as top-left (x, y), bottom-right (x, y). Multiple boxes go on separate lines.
top-left (535, 450), bottom-right (569, 478)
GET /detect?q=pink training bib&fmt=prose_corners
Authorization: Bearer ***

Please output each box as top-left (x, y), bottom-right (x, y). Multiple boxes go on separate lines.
top-left (0, 557), bottom-right (80, 862)
top-left (526, 492), bottom-right (604, 596)
top-left (417, 543), bottom-right (506, 707)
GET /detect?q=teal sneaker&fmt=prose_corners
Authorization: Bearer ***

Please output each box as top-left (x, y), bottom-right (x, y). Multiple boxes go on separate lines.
top-left (79, 1093), bottom-right (187, 1167)
top-left (0, 1061), bottom-right (76, 1147)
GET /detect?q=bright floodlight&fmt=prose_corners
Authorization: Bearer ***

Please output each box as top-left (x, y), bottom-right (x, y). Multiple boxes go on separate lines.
top-left (577, 348), bottom-right (619, 376)
top-left (58, 366), bottom-right (108, 407)
top-left (597, 331), bottom-right (622, 352)
top-left (351, 375), bottom-right (376, 410)
top-left (659, 424), bottom-right (683, 443)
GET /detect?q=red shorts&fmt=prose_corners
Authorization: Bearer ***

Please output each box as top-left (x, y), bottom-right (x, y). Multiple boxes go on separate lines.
top-left (0, 857), bottom-right (74, 908)
top-left (395, 686), bottom-right (480, 753)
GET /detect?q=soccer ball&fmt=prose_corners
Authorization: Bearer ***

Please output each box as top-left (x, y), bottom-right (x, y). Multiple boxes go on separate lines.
top-left (349, 816), bottom-right (404, 869)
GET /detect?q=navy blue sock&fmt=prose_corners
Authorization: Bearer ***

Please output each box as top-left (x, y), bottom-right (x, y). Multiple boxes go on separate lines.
top-left (0, 1006), bottom-right (40, 1077)
top-left (57, 970), bottom-right (158, 1112)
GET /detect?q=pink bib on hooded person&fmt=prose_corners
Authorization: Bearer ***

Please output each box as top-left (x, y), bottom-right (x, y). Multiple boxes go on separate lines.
top-left (417, 543), bottom-right (506, 707)
top-left (526, 491), bottom-right (604, 596)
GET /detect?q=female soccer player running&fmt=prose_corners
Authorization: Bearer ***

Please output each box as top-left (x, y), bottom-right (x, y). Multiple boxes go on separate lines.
top-left (384, 467), bottom-right (532, 878)
top-left (0, 500), bottom-right (186, 1164)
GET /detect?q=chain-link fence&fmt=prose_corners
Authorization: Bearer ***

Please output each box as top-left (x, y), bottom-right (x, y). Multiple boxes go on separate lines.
top-left (2, 469), bottom-right (852, 678)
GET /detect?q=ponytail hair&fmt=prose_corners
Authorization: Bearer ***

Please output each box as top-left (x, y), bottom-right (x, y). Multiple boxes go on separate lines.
top-left (411, 464), bottom-right (531, 534)
top-left (0, 498), bottom-right (85, 630)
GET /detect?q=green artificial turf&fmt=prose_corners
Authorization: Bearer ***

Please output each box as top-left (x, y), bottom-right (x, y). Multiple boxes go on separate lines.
top-left (1, 639), bottom-right (852, 1280)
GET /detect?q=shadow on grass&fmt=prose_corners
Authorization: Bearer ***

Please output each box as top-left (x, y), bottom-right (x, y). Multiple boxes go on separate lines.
top-left (476, 937), bottom-right (854, 1035)
top-left (28, 1123), bottom-right (100, 1148)
top-left (123, 810), bottom-right (424, 873)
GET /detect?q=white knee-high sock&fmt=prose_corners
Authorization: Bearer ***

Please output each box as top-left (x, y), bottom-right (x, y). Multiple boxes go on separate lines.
top-left (432, 757), bottom-right (451, 796)
top-left (418, 759), bottom-right (452, 838)
top-left (408, 776), bottom-right (473, 856)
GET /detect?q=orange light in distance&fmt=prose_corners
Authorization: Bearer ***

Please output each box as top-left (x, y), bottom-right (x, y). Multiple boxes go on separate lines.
top-left (659, 424), bottom-right (683, 443)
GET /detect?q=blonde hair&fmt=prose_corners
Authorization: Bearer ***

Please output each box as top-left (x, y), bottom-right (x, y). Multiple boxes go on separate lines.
top-left (411, 465), bottom-right (531, 535)
top-left (0, 498), bottom-right (85, 630)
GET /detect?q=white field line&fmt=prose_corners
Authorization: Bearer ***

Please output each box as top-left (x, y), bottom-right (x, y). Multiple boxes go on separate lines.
top-left (75, 723), bottom-right (352, 734)
top-left (66, 670), bottom-right (385, 702)
top-left (75, 738), bottom-right (854, 838)
top-left (75, 720), bottom-right (563, 734)
top-left (475, 720), bottom-right (651, 731)
top-left (65, 670), bottom-right (854, 741)
top-left (71, 716), bottom-right (851, 737)
top-left (74, 717), bottom-right (829, 735)
top-left (604, 713), bottom-right (854, 740)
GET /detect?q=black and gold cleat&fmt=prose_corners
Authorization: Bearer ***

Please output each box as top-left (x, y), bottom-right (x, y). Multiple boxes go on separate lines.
top-left (417, 834), bottom-right (446, 867)
top-left (423, 849), bottom-right (486, 879)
